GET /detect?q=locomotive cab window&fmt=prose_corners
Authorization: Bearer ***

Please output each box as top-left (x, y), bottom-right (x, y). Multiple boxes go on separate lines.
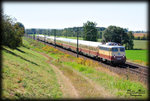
top-left (120, 48), bottom-right (125, 52)
top-left (112, 48), bottom-right (118, 52)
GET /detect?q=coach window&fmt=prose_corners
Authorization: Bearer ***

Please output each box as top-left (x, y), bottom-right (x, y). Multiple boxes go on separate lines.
top-left (103, 47), bottom-right (105, 50)
top-left (104, 47), bottom-right (106, 51)
top-left (106, 48), bottom-right (108, 51)
top-left (112, 48), bottom-right (118, 52)
top-left (120, 48), bottom-right (125, 52)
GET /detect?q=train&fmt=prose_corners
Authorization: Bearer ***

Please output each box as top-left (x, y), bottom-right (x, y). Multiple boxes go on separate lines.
top-left (36, 35), bottom-right (126, 65)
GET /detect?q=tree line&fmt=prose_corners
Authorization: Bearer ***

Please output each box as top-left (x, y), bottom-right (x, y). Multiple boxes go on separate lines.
top-left (2, 14), bottom-right (136, 50)
top-left (25, 27), bottom-right (105, 39)
top-left (134, 35), bottom-right (148, 40)
top-left (26, 21), bottom-right (134, 49)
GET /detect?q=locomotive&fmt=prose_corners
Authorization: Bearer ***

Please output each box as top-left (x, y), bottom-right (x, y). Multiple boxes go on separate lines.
top-left (36, 35), bottom-right (126, 65)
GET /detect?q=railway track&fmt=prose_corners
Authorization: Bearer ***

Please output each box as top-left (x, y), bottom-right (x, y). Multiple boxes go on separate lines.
top-left (27, 36), bottom-right (149, 84)
top-left (125, 62), bottom-right (148, 77)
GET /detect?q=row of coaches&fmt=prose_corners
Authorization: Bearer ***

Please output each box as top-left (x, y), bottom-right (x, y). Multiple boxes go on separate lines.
top-left (36, 35), bottom-right (126, 65)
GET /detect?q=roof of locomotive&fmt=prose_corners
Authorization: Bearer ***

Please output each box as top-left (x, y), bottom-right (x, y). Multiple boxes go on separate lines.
top-left (98, 44), bottom-right (125, 48)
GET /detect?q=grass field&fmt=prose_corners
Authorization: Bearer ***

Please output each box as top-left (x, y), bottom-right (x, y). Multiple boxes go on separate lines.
top-left (133, 40), bottom-right (148, 50)
top-left (126, 50), bottom-right (148, 66)
top-left (2, 42), bottom-right (62, 99)
top-left (126, 40), bottom-right (148, 66)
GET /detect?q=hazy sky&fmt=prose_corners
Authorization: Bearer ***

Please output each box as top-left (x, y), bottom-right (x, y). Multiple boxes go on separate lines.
top-left (2, 2), bottom-right (148, 31)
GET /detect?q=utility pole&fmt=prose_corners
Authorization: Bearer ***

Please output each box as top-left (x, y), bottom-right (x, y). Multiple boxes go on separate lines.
top-left (34, 31), bottom-right (35, 40)
top-left (44, 32), bottom-right (46, 42)
top-left (54, 29), bottom-right (56, 47)
top-left (37, 30), bottom-right (39, 40)
top-left (76, 28), bottom-right (79, 58)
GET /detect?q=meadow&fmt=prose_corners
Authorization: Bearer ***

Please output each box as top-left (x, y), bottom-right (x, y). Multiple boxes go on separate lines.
top-left (2, 40), bottom-right (62, 99)
top-left (133, 40), bottom-right (148, 50)
top-left (126, 40), bottom-right (148, 66)
top-left (126, 50), bottom-right (148, 66)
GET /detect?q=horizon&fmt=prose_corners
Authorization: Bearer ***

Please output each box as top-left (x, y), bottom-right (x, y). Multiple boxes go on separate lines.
top-left (24, 26), bottom-right (147, 32)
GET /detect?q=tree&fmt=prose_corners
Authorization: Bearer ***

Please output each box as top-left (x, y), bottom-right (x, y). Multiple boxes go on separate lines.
top-left (14, 22), bottom-right (25, 36)
top-left (102, 25), bottom-right (128, 45)
top-left (83, 21), bottom-right (98, 42)
top-left (2, 14), bottom-right (25, 49)
top-left (97, 31), bottom-right (102, 39)
top-left (125, 31), bottom-right (134, 50)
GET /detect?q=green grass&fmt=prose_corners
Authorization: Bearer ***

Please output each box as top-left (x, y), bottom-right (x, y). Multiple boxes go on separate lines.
top-left (125, 40), bottom-right (148, 65)
top-left (61, 61), bottom-right (147, 98)
top-left (2, 38), bottom-right (62, 99)
top-left (126, 50), bottom-right (148, 65)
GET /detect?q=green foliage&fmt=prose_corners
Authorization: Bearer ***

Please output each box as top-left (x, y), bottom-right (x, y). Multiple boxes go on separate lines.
top-left (102, 25), bottom-right (128, 44)
top-left (83, 21), bottom-right (98, 42)
top-left (2, 14), bottom-right (25, 49)
top-left (26, 26), bottom-right (105, 40)
top-left (102, 26), bottom-right (135, 50)
top-left (14, 22), bottom-right (25, 36)
top-left (98, 31), bottom-right (102, 39)
top-left (125, 31), bottom-right (134, 50)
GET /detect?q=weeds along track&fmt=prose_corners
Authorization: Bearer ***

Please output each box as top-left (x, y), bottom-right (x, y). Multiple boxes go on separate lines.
top-left (27, 36), bottom-right (148, 84)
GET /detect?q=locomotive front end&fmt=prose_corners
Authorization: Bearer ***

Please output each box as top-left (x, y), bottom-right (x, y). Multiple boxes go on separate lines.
top-left (110, 47), bottom-right (126, 64)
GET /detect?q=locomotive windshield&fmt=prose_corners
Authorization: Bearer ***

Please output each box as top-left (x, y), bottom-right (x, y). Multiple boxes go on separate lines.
top-left (120, 48), bottom-right (125, 52)
top-left (112, 48), bottom-right (118, 52)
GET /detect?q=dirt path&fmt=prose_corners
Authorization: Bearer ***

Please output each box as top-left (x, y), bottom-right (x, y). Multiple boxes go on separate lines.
top-left (40, 52), bottom-right (79, 98)
top-left (40, 52), bottom-right (114, 98)
top-left (66, 65), bottom-right (114, 98)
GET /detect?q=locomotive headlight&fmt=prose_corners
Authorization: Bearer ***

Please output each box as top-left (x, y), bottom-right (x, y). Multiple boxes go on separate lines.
top-left (114, 55), bottom-right (115, 58)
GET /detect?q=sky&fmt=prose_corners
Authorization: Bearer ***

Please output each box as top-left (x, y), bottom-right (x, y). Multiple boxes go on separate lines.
top-left (2, 2), bottom-right (148, 31)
